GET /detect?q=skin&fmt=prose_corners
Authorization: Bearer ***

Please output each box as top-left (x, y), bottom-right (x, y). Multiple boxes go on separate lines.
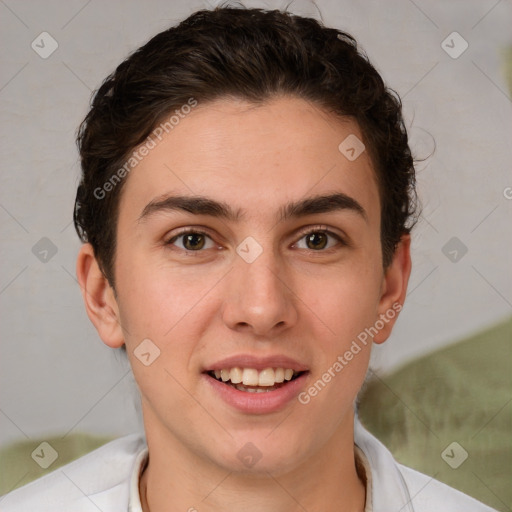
top-left (77, 96), bottom-right (411, 512)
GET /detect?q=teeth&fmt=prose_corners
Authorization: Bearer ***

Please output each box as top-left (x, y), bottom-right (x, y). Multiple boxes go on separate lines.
top-left (211, 367), bottom-right (301, 387)
top-left (235, 384), bottom-right (273, 393)
top-left (258, 368), bottom-right (275, 386)
top-left (242, 368), bottom-right (259, 386)
top-left (230, 367), bottom-right (243, 384)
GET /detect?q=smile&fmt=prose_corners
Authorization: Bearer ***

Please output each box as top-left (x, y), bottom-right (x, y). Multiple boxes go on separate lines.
top-left (208, 367), bottom-right (304, 392)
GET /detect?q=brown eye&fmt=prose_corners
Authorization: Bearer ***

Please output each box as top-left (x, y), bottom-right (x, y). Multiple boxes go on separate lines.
top-left (167, 230), bottom-right (215, 251)
top-left (182, 233), bottom-right (206, 250)
top-left (305, 232), bottom-right (328, 250)
top-left (294, 229), bottom-right (343, 251)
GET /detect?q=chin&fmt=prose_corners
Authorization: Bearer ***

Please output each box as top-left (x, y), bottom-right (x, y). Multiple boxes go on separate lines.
top-left (210, 430), bottom-right (309, 476)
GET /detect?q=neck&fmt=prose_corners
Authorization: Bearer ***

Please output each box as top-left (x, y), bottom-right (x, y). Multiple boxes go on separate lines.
top-left (139, 410), bottom-right (366, 512)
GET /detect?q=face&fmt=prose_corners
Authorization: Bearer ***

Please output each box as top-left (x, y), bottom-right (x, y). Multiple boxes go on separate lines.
top-left (78, 96), bottom-right (410, 476)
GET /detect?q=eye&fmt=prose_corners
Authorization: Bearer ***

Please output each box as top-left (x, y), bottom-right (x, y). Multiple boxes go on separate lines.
top-left (166, 227), bottom-right (345, 253)
top-left (293, 228), bottom-right (344, 251)
top-left (166, 230), bottom-right (216, 251)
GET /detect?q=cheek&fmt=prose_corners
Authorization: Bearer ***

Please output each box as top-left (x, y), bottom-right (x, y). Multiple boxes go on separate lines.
top-left (296, 259), bottom-right (381, 405)
top-left (115, 264), bottom-right (209, 403)
top-left (114, 253), bottom-right (221, 347)
top-left (303, 261), bottom-right (383, 344)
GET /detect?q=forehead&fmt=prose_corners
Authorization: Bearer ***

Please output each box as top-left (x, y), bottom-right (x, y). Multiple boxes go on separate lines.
top-left (118, 96), bottom-right (380, 226)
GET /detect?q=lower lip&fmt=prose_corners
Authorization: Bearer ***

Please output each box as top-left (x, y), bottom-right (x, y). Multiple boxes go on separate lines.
top-left (203, 372), bottom-right (309, 414)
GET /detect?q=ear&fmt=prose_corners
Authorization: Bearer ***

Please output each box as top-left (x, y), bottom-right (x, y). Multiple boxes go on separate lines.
top-left (76, 243), bottom-right (125, 348)
top-left (373, 234), bottom-right (412, 344)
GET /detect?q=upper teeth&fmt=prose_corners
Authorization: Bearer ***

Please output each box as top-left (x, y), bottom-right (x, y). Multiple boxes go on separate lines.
top-left (213, 368), bottom-right (298, 386)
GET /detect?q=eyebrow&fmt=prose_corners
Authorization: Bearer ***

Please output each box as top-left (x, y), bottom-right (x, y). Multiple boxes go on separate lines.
top-left (138, 192), bottom-right (367, 224)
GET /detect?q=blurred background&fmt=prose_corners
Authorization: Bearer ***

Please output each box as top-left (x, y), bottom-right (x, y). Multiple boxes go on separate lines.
top-left (1, 0), bottom-right (511, 509)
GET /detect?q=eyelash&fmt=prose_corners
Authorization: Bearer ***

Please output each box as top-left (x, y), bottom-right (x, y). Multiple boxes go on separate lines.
top-left (165, 226), bottom-right (346, 254)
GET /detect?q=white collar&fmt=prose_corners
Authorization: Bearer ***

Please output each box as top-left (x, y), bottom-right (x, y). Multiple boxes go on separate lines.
top-left (354, 415), bottom-right (416, 512)
top-left (128, 445), bottom-right (148, 512)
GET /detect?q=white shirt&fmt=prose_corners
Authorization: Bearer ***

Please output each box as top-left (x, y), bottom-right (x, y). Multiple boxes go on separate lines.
top-left (0, 417), bottom-right (497, 511)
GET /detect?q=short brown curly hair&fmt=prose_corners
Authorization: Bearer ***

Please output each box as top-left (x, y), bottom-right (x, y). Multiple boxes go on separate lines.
top-left (74, 5), bottom-right (418, 287)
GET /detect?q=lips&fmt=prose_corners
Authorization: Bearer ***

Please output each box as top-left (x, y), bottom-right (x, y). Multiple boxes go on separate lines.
top-left (202, 354), bottom-right (309, 411)
top-left (202, 369), bottom-right (309, 414)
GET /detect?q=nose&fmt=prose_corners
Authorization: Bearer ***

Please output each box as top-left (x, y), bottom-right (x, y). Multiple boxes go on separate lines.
top-left (221, 247), bottom-right (298, 337)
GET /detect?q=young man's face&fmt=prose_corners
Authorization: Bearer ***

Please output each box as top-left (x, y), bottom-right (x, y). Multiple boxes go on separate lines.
top-left (79, 96), bottom-right (410, 475)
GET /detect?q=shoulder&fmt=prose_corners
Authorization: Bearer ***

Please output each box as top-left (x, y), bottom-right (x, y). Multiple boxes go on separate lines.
top-left (353, 416), bottom-right (497, 511)
top-left (396, 463), bottom-right (497, 512)
top-left (0, 434), bottom-right (146, 512)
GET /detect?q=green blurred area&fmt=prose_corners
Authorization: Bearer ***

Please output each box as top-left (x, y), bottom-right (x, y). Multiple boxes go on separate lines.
top-left (358, 316), bottom-right (512, 512)
top-left (0, 432), bottom-right (114, 496)
top-left (358, 44), bottom-right (512, 511)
